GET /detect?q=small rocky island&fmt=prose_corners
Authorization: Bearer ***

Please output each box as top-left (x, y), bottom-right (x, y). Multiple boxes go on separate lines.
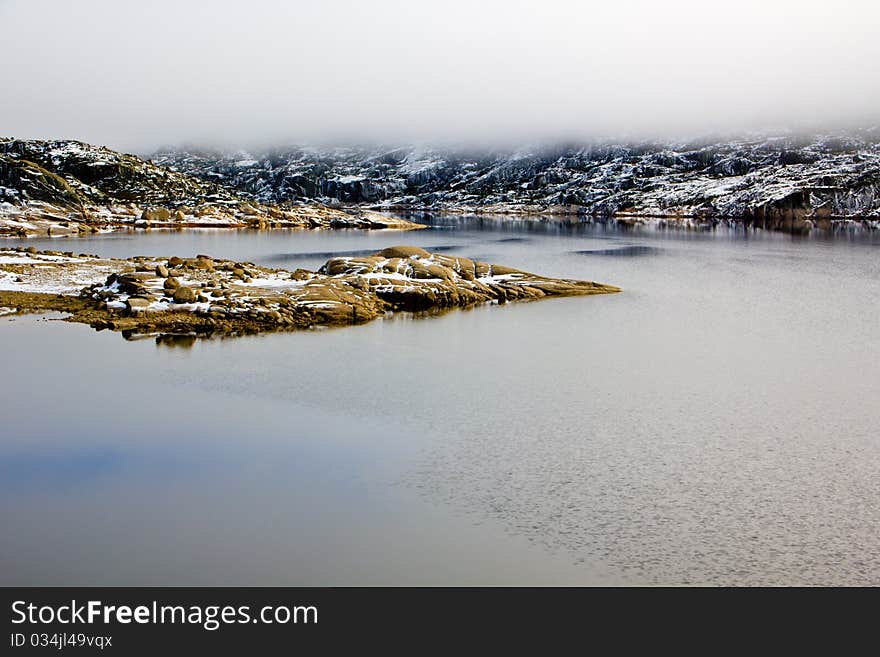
top-left (0, 246), bottom-right (619, 339)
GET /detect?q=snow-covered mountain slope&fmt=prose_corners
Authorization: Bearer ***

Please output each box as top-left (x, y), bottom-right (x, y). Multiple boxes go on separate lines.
top-left (154, 132), bottom-right (880, 228)
top-left (0, 139), bottom-right (418, 236)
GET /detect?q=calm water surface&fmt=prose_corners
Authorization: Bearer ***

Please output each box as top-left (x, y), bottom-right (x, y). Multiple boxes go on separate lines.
top-left (2, 220), bottom-right (879, 585)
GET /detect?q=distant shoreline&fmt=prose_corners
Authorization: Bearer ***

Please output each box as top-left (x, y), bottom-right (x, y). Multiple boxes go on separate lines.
top-left (380, 206), bottom-right (880, 234)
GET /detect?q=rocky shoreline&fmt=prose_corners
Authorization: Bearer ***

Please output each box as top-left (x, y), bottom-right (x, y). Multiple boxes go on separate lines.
top-left (387, 207), bottom-right (880, 235)
top-left (0, 200), bottom-right (423, 238)
top-left (0, 138), bottom-right (423, 237)
top-left (0, 246), bottom-right (619, 340)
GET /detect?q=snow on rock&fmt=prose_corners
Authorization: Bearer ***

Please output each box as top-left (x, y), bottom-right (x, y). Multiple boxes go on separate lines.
top-left (0, 247), bottom-right (619, 339)
top-left (0, 249), bottom-right (117, 294)
top-left (153, 130), bottom-right (880, 229)
top-left (0, 138), bottom-right (423, 237)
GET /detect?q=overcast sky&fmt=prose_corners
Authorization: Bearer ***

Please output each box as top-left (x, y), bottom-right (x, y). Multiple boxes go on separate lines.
top-left (2, 0), bottom-right (878, 152)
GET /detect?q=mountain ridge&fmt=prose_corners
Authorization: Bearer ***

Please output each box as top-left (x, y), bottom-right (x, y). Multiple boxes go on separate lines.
top-left (153, 131), bottom-right (880, 231)
top-left (0, 138), bottom-right (418, 236)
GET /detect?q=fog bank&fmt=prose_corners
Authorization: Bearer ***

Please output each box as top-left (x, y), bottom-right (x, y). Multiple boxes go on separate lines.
top-left (2, 0), bottom-right (878, 152)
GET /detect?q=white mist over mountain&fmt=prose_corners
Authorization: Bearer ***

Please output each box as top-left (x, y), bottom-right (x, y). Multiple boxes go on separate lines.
top-left (2, 0), bottom-right (878, 152)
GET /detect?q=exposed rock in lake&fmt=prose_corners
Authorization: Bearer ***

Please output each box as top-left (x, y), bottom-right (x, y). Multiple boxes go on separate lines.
top-left (0, 247), bottom-right (619, 339)
top-left (0, 139), bottom-right (422, 236)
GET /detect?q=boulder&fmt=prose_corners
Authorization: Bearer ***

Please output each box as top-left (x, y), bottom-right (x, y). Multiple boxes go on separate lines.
top-left (116, 273), bottom-right (152, 294)
top-left (141, 207), bottom-right (171, 222)
top-left (125, 297), bottom-right (151, 314)
top-left (172, 286), bottom-right (198, 303)
top-left (378, 246), bottom-right (430, 259)
top-left (410, 261), bottom-right (453, 281)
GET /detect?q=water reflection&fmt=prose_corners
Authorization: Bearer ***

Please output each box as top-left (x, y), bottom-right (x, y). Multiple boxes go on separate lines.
top-left (1, 447), bottom-right (126, 492)
top-left (573, 246), bottom-right (662, 256)
top-left (2, 222), bottom-right (879, 585)
top-left (262, 243), bottom-right (463, 264)
top-left (155, 333), bottom-right (198, 349)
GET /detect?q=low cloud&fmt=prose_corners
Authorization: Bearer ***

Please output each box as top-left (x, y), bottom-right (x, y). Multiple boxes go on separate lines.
top-left (2, 0), bottom-right (878, 152)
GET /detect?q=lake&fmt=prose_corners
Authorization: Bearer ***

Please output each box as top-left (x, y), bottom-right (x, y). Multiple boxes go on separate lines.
top-left (1, 218), bottom-right (878, 585)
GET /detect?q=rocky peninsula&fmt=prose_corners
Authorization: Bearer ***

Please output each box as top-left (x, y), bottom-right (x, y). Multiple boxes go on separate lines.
top-left (0, 246), bottom-right (619, 339)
